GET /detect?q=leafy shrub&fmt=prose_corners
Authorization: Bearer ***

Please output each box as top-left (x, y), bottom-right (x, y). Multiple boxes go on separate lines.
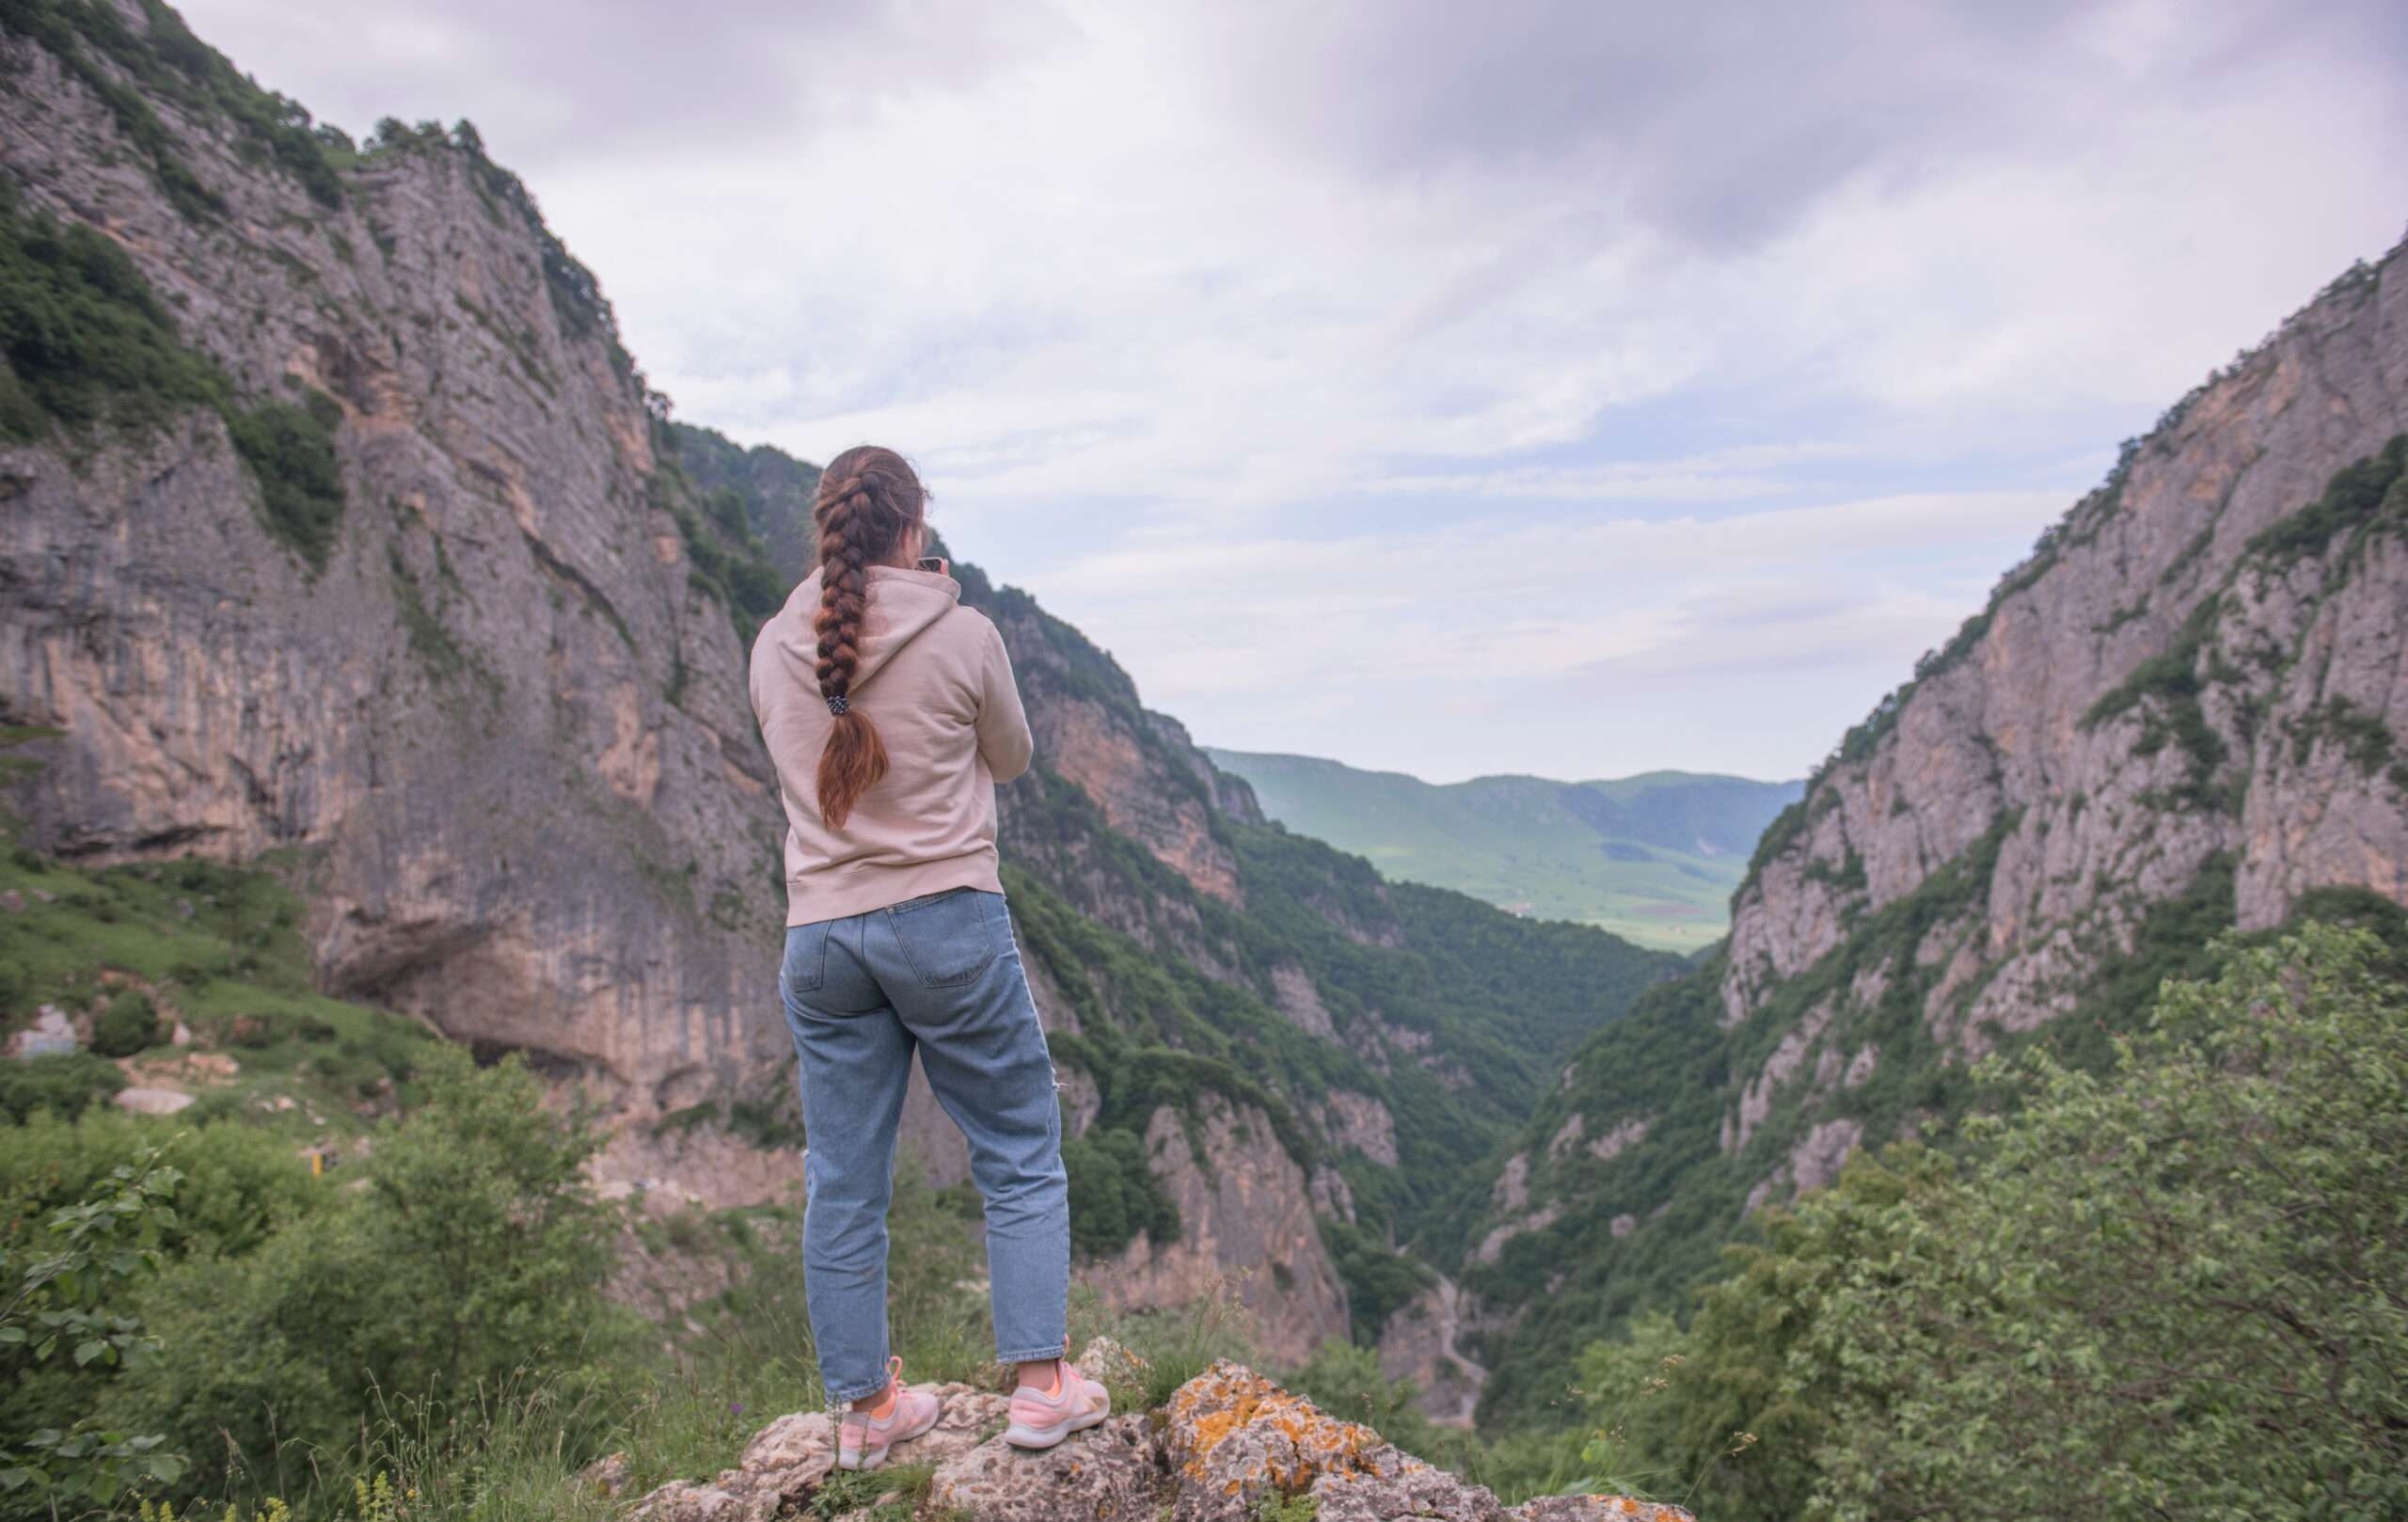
top-left (0, 1147), bottom-right (186, 1509)
top-left (90, 991), bottom-right (159, 1058)
top-left (224, 394), bottom-right (345, 571)
top-left (0, 1053), bottom-right (125, 1124)
top-left (0, 1111), bottom-right (321, 1265)
top-left (1568, 923), bottom-right (2408, 1520)
top-left (1061, 1125), bottom-right (1179, 1258)
top-left (1316, 1215), bottom-right (1432, 1344)
top-left (104, 1050), bottom-right (626, 1496)
top-left (0, 183), bottom-right (224, 442)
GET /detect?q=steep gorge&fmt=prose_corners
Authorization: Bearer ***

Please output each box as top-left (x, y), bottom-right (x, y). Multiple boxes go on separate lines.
top-left (0, 0), bottom-right (1679, 1375)
top-left (1460, 231), bottom-right (2408, 1419)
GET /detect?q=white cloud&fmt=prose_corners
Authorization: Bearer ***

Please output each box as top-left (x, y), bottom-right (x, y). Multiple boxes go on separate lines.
top-left (1023, 487), bottom-right (2069, 779)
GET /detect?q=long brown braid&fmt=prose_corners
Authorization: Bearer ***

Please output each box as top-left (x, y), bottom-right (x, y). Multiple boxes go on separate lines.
top-left (810, 445), bottom-right (928, 828)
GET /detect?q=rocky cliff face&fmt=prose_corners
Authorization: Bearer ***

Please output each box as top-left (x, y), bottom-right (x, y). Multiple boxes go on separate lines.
top-left (0, 0), bottom-right (1679, 1374)
top-left (1461, 232), bottom-right (2408, 1421)
top-left (0, 5), bottom-right (789, 1121)
top-left (1717, 236), bottom-right (2407, 1129)
top-left (1094, 1096), bottom-right (1352, 1356)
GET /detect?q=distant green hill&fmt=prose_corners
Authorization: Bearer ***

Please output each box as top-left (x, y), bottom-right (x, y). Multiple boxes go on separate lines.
top-left (1205, 752), bottom-right (1801, 951)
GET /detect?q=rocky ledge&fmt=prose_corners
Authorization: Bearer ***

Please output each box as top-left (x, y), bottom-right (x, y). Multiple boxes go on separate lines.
top-left (611, 1344), bottom-right (1691, 1522)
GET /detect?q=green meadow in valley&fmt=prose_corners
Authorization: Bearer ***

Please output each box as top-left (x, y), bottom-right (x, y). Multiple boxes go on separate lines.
top-left (1207, 752), bottom-right (1799, 951)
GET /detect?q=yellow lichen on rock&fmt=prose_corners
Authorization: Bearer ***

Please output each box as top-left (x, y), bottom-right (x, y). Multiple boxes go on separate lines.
top-left (1164, 1361), bottom-right (1406, 1518)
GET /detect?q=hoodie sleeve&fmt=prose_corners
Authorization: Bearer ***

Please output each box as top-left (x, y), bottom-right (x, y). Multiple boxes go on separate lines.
top-left (975, 619), bottom-right (1035, 784)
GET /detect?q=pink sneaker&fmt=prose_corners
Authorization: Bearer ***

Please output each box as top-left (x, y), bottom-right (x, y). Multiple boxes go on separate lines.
top-left (835, 1356), bottom-right (943, 1471)
top-left (1003, 1358), bottom-right (1111, 1450)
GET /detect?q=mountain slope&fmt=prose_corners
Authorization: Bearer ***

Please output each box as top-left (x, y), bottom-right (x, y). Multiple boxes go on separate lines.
top-left (0, 0), bottom-right (1681, 1377)
top-left (1455, 232), bottom-right (2408, 1420)
top-left (1208, 751), bottom-right (1801, 950)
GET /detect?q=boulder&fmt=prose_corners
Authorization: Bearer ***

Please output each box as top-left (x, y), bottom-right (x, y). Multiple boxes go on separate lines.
top-left (113, 1086), bottom-right (196, 1115)
top-left (1070, 1334), bottom-right (1150, 1395)
top-left (927, 1416), bottom-right (1161, 1521)
top-left (630, 1384), bottom-right (1006, 1522)
top-left (1163, 1359), bottom-right (1466, 1521)
top-left (1509, 1498), bottom-right (1696, 1522)
top-left (8, 1005), bottom-right (78, 1059)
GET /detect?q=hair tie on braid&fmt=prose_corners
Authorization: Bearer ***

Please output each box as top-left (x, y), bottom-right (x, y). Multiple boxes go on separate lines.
top-left (825, 695), bottom-right (848, 716)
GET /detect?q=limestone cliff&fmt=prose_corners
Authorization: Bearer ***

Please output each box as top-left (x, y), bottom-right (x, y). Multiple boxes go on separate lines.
top-left (1461, 230), bottom-right (2408, 1421)
top-left (0, 6), bottom-right (788, 1120)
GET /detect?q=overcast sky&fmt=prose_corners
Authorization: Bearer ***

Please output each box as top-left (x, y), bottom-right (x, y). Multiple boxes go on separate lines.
top-left (182, 0), bottom-right (2406, 783)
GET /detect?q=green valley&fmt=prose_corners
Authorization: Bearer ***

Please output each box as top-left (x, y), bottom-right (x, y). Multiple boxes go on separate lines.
top-left (1206, 752), bottom-right (1799, 951)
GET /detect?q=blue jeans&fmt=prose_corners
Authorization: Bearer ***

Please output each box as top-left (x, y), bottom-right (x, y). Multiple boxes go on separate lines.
top-left (778, 887), bottom-right (1069, 1402)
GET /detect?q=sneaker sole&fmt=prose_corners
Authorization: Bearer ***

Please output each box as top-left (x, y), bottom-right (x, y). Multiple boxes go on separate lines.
top-left (1002, 1402), bottom-right (1109, 1451)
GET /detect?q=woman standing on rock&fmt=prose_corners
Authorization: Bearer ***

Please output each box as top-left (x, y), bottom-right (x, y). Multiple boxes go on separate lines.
top-left (749, 445), bottom-right (1108, 1470)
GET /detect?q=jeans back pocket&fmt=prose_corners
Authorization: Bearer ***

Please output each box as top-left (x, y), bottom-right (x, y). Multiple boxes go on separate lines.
top-left (888, 888), bottom-right (997, 988)
top-left (780, 919), bottom-right (830, 997)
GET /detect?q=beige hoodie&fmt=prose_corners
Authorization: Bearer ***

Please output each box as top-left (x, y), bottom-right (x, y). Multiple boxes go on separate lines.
top-left (749, 565), bottom-right (1033, 926)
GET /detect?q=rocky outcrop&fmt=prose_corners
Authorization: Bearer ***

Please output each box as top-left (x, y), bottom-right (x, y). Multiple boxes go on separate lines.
top-left (929, 1416), bottom-right (1161, 1522)
top-left (1164, 1362), bottom-right (1687, 1522)
top-left (629, 1382), bottom-right (1011, 1522)
top-left (1323, 1087), bottom-right (1400, 1166)
top-left (629, 1355), bottom-right (1687, 1522)
top-left (1098, 1098), bottom-right (1351, 1359)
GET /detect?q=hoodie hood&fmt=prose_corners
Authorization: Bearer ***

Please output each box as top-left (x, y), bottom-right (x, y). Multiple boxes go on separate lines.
top-left (766, 563), bottom-right (961, 694)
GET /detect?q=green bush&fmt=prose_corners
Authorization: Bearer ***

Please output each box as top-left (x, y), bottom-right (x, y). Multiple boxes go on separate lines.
top-left (0, 1052), bottom-right (125, 1124)
top-left (0, 188), bottom-right (347, 565)
top-left (1061, 1125), bottom-right (1179, 1258)
top-left (1566, 923), bottom-right (2408, 1520)
top-left (225, 395), bottom-right (345, 571)
top-left (0, 1148), bottom-right (186, 1509)
top-left (1316, 1214), bottom-right (1432, 1345)
top-left (0, 1110), bottom-right (322, 1262)
top-left (104, 1050), bottom-right (626, 1496)
top-left (91, 991), bottom-right (160, 1057)
top-left (1807, 923), bottom-right (2408, 1519)
top-left (0, 182), bottom-right (224, 442)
